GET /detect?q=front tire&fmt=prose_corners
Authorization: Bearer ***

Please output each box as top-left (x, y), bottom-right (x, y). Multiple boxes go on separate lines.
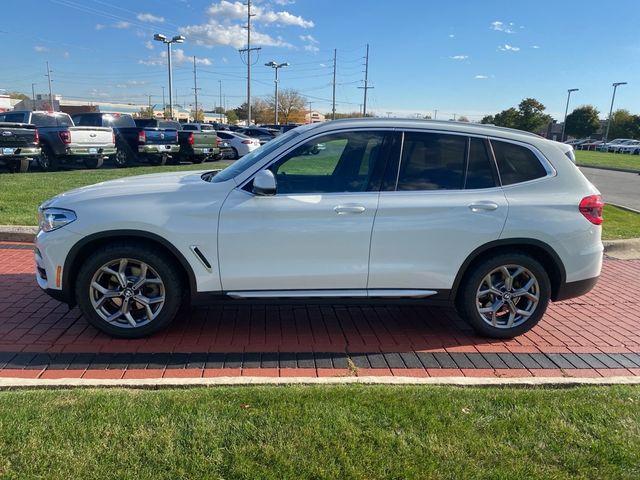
top-left (75, 243), bottom-right (183, 338)
top-left (456, 253), bottom-right (550, 338)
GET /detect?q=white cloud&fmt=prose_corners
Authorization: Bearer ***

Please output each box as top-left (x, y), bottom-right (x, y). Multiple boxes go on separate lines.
top-left (139, 48), bottom-right (212, 66)
top-left (299, 34), bottom-right (317, 43)
top-left (450, 55), bottom-right (468, 60)
top-left (490, 21), bottom-right (520, 34)
top-left (304, 44), bottom-right (319, 53)
top-left (274, 0), bottom-right (295, 5)
top-left (300, 34), bottom-right (319, 53)
top-left (181, 0), bottom-right (312, 48)
top-left (532, 45), bottom-right (540, 49)
top-left (116, 80), bottom-right (146, 88)
top-left (95, 23), bottom-right (105, 31)
top-left (474, 75), bottom-right (489, 79)
top-left (145, 41), bottom-right (154, 50)
top-left (33, 46), bottom-right (49, 53)
top-left (448, 34), bottom-right (455, 38)
top-left (137, 13), bottom-right (165, 23)
top-left (63, 51), bottom-right (70, 59)
top-left (498, 44), bottom-right (520, 52)
top-left (113, 21), bottom-right (131, 29)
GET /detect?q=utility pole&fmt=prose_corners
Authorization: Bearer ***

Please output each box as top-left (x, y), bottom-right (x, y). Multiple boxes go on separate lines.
top-left (434, 109), bottom-right (438, 120)
top-left (238, 0), bottom-right (260, 125)
top-left (45, 61), bottom-right (54, 111)
top-left (192, 56), bottom-right (201, 121)
top-left (331, 48), bottom-right (337, 120)
top-left (219, 80), bottom-right (223, 123)
top-left (31, 83), bottom-right (36, 111)
top-left (161, 86), bottom-right (166, 117)
top-left (357, 44), bottom-right (373, 117)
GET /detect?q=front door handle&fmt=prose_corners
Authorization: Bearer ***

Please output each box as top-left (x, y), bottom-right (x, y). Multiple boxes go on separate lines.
top-left (468, 202), bottom-right (499, 212)
top-left (334, 204), bottom-right (366, 214)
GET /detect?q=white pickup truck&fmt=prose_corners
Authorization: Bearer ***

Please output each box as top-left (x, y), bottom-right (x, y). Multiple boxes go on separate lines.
top-left (0, 111), bottom-right (116, 170)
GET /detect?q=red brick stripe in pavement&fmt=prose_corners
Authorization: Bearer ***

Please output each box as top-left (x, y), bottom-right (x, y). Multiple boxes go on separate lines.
top-left (0, 242), bottom-right (638, 380)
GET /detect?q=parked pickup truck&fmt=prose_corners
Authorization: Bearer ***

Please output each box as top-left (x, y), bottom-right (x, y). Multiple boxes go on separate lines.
top-left (0, 122), bottom-right (40, 172)
top-left (72, 112), bottom-right (179, 167)
top-left (134, 119), bottom-right (220, 164)
top-left (0, 111), bottom-right (115, 170)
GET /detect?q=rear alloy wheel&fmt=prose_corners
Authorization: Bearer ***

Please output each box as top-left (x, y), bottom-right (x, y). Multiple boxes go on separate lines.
top-left (83, 156), bottom-right (104, 169)
top-left (114, 146), bottom-right (132, 168)
top-left (37, 145), bottom-right (59, 171)
top-left (76, 244), bottom-right (182, 338)
top-left (457, 253), bottom-right (550, 338)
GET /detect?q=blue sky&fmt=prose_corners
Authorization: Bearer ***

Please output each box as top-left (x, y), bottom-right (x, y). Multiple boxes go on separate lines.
top-left (2, 0), bottom-right (640, 120)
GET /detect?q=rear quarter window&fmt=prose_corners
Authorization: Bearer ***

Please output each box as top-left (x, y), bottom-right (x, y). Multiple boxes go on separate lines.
top-left (491, 140), bottom-right (548, 186)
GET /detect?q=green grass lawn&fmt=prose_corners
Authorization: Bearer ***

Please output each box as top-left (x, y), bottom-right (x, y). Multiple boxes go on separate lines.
top-left (603, 205), bottom-right (640, 240)
top-left (0, 162), bottom-right (230, 226)
top-left (0, 385), bottom-right (638, 479)
top-left (576, 150), bottom-right (640, 172)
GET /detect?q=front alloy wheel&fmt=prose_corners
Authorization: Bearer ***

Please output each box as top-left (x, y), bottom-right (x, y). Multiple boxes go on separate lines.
top-left (76, 243), bottom-right (182, 338)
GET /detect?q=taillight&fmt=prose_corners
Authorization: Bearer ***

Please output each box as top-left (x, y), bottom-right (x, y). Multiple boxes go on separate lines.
top-left (34, 129), bottom-right (39, 144)
top-left (579, 194), bottom-right (604, 225)
top-left (241, 139), bottom-right (252, 144)
top-left (216, 138), bottom-right (222, 146)
top-left (59, 130), bottom-right (71, 144)
top-left (138, 130), bottom-right (146, 144)
top-left (188, 132), bottom-right (194, 145)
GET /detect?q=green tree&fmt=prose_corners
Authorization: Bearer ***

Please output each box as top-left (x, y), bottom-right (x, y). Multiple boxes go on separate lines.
top-left (492, 108), bottom-right (520, 128)
top-left (480, 115), bottom-right (495, 124)
top-left (516, 98), bottom-right (552, 132)
top-left (9, 91), bottom-right (29, 100)
top-left (193, 109), bottom-right (205, 122)
top-left (565, 105), bottom-right (600, 138)
top-left (608, 109), bottom-right (635, 139)
top-left (457, 116), bottom-right (470, 122)
top-left (137, 106), bottom-right (155, 118)
top-left (267, 88), bottom-right (306, 124)
top-left (225, 109), bottom-right (238, 124)
top-left (233, 99), bottom-right (271, 124)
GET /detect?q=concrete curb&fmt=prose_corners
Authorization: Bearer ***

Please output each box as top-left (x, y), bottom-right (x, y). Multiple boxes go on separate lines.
top-left (0, 375), bottom-right (639, 390)
top-left (578, 164), bottom-right (640, 175)
top-left (0, 225), bottom-right (37, 243)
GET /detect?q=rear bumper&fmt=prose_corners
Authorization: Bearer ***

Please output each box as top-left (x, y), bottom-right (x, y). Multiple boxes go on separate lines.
top-left (0, 146), bottom-right (40, 158)
top-left (65, 146), bottom-right (116, 156)
top-left (139, 144), bottom-right (180, 154)
top-left (554, 276), bottom-right (599, 302)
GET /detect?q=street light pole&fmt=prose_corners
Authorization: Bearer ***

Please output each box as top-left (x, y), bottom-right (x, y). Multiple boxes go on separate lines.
top-left (31, 83), bottom-right (36, 111)
top-left (219, 80), bottom-right (223, 123)
top-left (561, 88), bottom-right (579, 142)
top-left (154, 33), bottom-right (185, 120)
top-left (604, 82), bottom-right (627, 144)
top-left (265, 61), bottom-right (289, 125)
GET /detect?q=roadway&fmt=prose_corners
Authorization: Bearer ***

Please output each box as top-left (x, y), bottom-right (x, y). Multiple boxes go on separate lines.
top-left (580, 167), bottom-right (640, 211)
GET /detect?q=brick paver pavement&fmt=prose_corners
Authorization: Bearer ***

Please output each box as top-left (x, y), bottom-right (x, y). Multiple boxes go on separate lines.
top-left (1, 241), bottom-right (638, 379)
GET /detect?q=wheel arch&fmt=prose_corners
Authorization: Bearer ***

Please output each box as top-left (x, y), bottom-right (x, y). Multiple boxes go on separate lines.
top-left (62, 230), bottom-right (197, 306)
top-left (451, 238), bottom-right (566, 303)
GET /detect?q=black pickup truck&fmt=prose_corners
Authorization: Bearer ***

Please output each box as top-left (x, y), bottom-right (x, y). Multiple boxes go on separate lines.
top-left (0, 122), bottom-right (40, 172)
top-left (72, 112), bottom-right (179, 167)
top-left (134, 119), bottom-right (219, 164)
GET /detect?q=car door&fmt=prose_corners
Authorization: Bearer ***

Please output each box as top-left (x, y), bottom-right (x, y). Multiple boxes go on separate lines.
top-left (368, 131), bottom-right (508, 293)
top-left (217, 129), bottom-right (392, 294)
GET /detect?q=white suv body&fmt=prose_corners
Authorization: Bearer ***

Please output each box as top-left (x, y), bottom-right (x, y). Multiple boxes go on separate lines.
top-left (35, 119), bottom-right (603, 338)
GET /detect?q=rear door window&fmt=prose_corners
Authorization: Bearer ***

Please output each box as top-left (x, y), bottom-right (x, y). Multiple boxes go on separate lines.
top-left (491, 140), bottom-right (548, 185)
top-left (465, 137), bottom-right (498, 189)
top-left (397, 132), bottom-right (466, 190)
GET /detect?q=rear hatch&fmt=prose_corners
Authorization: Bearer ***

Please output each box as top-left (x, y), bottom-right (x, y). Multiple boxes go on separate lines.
top-left (68, 127), bottom-right (113, 146)
top-left (143, 128), bottom-right (178, 145)
top-left (0, 123), bottom-right (38, 147)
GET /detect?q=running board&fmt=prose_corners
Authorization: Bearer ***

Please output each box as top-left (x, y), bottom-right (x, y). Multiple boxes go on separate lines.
top-left (226, 289), bottom-right (438, 299)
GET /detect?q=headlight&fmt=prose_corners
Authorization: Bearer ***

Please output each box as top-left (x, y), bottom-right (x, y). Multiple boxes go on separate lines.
top-left (38, 208), bottom-right (77, 232)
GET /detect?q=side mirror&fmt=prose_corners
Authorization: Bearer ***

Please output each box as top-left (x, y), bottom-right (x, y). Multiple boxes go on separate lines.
top-left (252, 169), bottom-right (277, 196)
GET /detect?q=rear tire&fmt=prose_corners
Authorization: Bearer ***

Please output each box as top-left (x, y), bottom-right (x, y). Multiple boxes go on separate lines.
top-left (114, 145), bottom-right (133, 168)
top-left (231, 147), bottom-right (239, 160)
top-left (9, 158), bottom-right (30, 173)
top-left (191, 156), bottom-right (204, 164)
top-left (37, 145), bottom-right (59, 171)
top-left (456, 253), bottom-right (550, 338)
top-left (148, 154), bottom-right (167, 166)
top-left (75, 243), bottom-right (183, 338)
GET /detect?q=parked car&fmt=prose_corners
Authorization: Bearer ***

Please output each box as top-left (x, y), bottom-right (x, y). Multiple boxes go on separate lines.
top-left (0, 122), bottom-right (40, 172)
top-left (35, 119), bottom-right (603, 339)
top-left (597, 138), bottom-right (634, 152)
top-left (236, 127), bottom-right (279, 144)
top-left (215, 130), bottom-right (261, 159)
top-left (616, 140), bottom-right (640, 154)
top-left (260, 124), bottom-right (300, 134)
top-left (72, 112), bottom-right (178, 167)
top-left (577, 140), bottom-right (603, 151)
top-left (135, 119), bottom-right (220, 164)
top-left (0, 111), bottom-right (115, 170)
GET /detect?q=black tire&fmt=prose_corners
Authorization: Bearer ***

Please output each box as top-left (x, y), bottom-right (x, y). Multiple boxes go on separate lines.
top-left (456, 252), bottom-right (550, 339)
top-left (191, 156), bottom-right (204, 164)
top-left (231, 147), bottom-right (239, 160)
top-left (37, 144), bottom-right (59, 171)
top-left (9, 158), bottom-right (30, 173)
top-left (83, 156), bottom-right (104, 169)
top-left (148, 154), bottom-right (166, 166)
top-left (75, 242), bottom-right (183, 338)
top-left (114, 144), bottom-right (133, 168)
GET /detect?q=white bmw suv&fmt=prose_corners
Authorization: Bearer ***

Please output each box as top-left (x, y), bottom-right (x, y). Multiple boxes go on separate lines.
top-left (35, 119), bottom-right (604, 339)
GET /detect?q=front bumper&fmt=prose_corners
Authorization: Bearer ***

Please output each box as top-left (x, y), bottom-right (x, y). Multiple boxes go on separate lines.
top-left (66, 146), bottom-right (117, 156)
top-left (0, 146), bottom-right (41, 158)
top-left (34, 227), bottom-right (83, 304)
top-left (139, 144), bottom-right (180, 154)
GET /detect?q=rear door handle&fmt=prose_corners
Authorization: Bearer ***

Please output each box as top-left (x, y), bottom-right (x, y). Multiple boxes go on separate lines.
top-left (334, 204), bottom-right (366, 214)
top-left (468, 202), bottom-right (499, 212)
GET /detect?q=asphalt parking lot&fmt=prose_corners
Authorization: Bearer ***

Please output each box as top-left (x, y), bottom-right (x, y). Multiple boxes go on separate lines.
top-left (581, 167), bottom-right (640, 211)
top-left (0, 241), bottom-right (639, 380)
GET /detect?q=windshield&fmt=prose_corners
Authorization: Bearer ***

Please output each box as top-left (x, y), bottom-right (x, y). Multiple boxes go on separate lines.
top-left (211, 126), bottom-right (309, 183)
